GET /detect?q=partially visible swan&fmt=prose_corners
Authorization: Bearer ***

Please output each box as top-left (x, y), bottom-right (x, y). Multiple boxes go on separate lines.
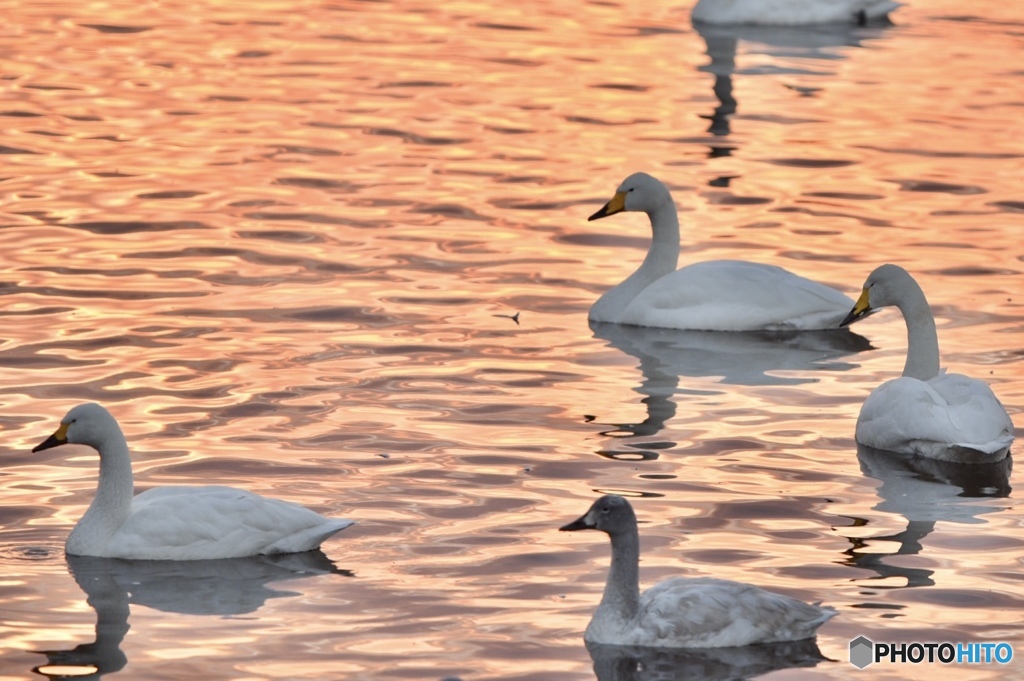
top-left (692, 0), bottom-right (902, 26)
top-left (840, 264), bottom-right (1015, 462)
top-left (561, 495), bottom-right (836, 647)
top-left (588, 173), bottom-right (853, 331)
top-left (32, 403), bottom-right (354, 560)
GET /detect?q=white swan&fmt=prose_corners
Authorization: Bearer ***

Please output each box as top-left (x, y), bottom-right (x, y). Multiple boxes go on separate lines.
top-left (588, 173), bottom-right (854, 331)
top-left (33, 403), bottom-right (354, 560)
top-left (561, 495), bottom-right (836, 648)
top-left (840, 264), bottom-right (1015, 462)
top-left (692, 0), bottom-right (902, 26)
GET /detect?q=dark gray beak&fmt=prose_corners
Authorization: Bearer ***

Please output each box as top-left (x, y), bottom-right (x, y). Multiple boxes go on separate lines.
top-left (588, 202), bottom-right (613, 221)
top-left (559, 514), bottom-right (594, 532)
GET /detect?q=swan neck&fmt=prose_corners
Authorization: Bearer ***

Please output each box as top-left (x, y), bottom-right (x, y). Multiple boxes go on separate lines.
top-left (898, 282), bottom-right (941, 380)
top-left (642, 203), bottom-right (681, 274)
top-left (589, 203), bottom-right (680, 322)
top-left (73, 434), bottom-right (135, 549)
top-left (601, 527), bottom-right (641, 620)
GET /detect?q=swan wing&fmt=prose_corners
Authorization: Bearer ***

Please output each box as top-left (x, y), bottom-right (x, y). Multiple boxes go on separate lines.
top-left (856, 374), bottom-right (1014, 461)
top-left (620, 260), bottom-right (853, 331)
top-left (634, 577), bottom-right (835, 648)
top-left (104, 486), bottom-right (352, 560)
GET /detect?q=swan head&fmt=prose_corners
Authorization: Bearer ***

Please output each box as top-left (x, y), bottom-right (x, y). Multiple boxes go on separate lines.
top-left (32, 403), bottom-right (123, 453)
top-left (588, 172), bottom-right (674, 221)
top-left (560, 494), bottom-right (637, 536)
top-left (840, 263), bottom-right (913, 327)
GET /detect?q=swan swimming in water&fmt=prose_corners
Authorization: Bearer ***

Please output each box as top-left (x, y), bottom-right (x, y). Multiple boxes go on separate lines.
top-left (840, 264), bottom-right (1015, 462)
top-left (692, 0), bottom-right (902, 26)
top-left (587, 172), bottom-right (854, 331)
top-left (561, 495), bottom-right (836, 647)
top-left (33, 403), bottom-right (354, 560)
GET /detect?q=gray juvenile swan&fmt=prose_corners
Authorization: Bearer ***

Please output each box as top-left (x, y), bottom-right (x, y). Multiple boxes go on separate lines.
top-left (840, 264), bottom-right (1014, 462)
top-left (692, 0), bottom-right (902, 25)
top-left (33, 403), bottom-right (354, 560)
top-left (588, 173), bottom-right (853, 331)
top-left (561, 495), bottom-right (836, 647)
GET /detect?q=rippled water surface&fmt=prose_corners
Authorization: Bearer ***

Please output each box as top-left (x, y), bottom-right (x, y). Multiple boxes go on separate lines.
top-left (1, 1), bottom-right (1022, 679)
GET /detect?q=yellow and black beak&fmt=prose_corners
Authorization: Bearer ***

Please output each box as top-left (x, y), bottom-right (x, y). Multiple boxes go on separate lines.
top-left (588, 191), bottom-right (627, 221)
top-left (32, 422), bottom-right (69, 453)
top-left (840, 288), bottom-right (872, 327)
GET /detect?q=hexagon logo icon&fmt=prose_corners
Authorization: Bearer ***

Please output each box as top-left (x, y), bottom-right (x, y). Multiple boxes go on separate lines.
top-left (850, 635), bottom-right (874, 669)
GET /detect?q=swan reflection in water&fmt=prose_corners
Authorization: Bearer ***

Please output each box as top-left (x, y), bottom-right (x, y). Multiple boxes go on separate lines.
top-left (588, 638), bottom-right (829, 681)
top-left (842, 444), bottom-right (1012, 588)
top-left (589, 322), bottom-right (871, 453)
top-left (693, 20), bottom-right (897, 139)
top-left (33, 551), bottom-right (351, 680)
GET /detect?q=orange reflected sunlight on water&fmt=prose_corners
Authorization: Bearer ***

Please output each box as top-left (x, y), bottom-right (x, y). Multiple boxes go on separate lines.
top-left (0, 0), bottom-right (1022, 679)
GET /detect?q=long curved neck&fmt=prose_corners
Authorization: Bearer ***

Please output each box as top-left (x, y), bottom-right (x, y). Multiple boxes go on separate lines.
top-left (599, 527), bottom-right (641, 620)
top-left (897, 279), bottom-right (941, 380)
top-left (639, 203), bottom-right (681, 275)
top-left (591, 204), bottom-right (680, 321)
top-left (68, 432), bottom-right (134, 553)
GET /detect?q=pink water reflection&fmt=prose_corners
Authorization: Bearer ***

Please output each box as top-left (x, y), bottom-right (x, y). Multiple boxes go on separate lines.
top-left (0, 0), bottom-right (1022, 679)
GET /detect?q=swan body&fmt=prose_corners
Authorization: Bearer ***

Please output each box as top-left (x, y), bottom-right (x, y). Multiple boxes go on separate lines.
top-left (588, 173), bottom-right (853, 331)
top-left (692, 0), bottom-right (902, 26)
top-left (561, 495), bottom-right (836, 648)
top-left (841, 264), bottom-right (1014, 462)
top-left (33, 403), bottom-right (353, 560)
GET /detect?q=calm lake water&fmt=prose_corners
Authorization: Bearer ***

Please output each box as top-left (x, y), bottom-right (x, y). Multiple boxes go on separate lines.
top-left (1, 1), bottom-right (1022, 679)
